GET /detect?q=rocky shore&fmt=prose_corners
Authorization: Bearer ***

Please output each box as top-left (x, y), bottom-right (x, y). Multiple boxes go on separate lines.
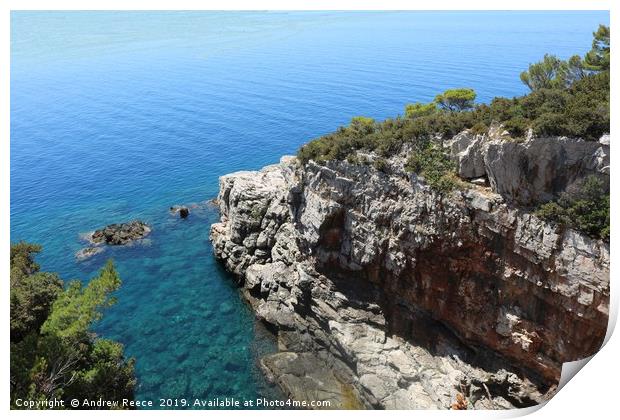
top-left (209, 129), bottom-right (609, 409)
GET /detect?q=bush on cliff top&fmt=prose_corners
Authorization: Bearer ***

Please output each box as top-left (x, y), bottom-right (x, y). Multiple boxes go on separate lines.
top-left (296, 25), bottom-right (610, 240)
top-left (405, 144), bottom-right (462, 193)
top-left (297, 25), bottom-right (609, 166)
top-left (297, 66), bottom-right (609, 167)
top-left (536, 176), bottom-right (610, 240)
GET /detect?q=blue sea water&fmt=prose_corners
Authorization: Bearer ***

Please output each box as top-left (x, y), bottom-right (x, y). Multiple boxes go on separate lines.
top-left (10, 11), bottom-right (609, 408)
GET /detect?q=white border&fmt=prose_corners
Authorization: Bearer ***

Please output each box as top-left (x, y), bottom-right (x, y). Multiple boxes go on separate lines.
top-left (2, 1), bottom-right (617, 419)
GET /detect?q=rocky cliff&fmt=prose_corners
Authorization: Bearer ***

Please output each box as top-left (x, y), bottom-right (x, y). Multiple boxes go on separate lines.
top-left (209, 131), bottom-right (610, 409)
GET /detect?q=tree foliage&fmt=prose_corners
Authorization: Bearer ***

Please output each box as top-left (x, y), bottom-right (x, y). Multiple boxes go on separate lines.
top-left (584, 24), bottom-right (610, 71)
top-left (297, 65), bottom-right (608, 164)
top-left (520, 25), bottom-right (609, 91)
top-left (42, 260), bottom-right (121, 341)
top-left (520, 54), bottom-right (564, 91)
top-left (10, 245), bottom-right (135, 409)
top-left (11, 242), bottom-right (63, 343)
top-left (520, 54), bottom-right (589, 91)
top-left (434, 88), bottom-right (476, 112)
top-left (404, 102), bottom-right (437, 119)
top-left (296, 25), bottom-right (609, 239)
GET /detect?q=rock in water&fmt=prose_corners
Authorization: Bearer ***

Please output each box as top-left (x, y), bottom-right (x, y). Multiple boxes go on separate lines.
top-left (169, 205), bottom-right (190, 219)
top-left (90, 220), bottom-right (151, 245)
top-left (75, 246), bottom-right (104, 261)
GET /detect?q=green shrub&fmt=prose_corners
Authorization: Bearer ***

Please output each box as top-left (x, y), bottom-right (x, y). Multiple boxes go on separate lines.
top-left (346, 153), bottom-right (360, 165)
top-left (470, 122), bottom-right (488, 135)
top-left (297, 26), bottom-right (609, 162)
top-left (405, 145), bottom-right (460, 193)
top-left (405, 102), bottom-right (437, 119)
top-left (536, 176), bottom-right (609, 240)
top-left (502, 117), bottom-right (528, 138)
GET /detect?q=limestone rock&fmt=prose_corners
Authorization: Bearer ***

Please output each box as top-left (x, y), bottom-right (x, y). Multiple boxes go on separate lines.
top-left (209, 143), bottom-right (609, 409)
top-left (260, 352), bottom-right (363, 409)
top-left (484, 136), bottom-right (609, 205)
top-left (446, 130), bottom-right (489, 179)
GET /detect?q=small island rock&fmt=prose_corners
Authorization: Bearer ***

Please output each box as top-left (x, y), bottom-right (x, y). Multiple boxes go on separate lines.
top-left (90, 220), bottom-right (151, 246)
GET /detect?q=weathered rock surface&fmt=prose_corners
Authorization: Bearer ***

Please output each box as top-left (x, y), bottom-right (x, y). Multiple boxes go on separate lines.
top-left (448, 127), bottom-right (610, 205)
top-left (446, 131), bottom-right (489, 179)
top-left (484, 137), bottom-right (609, 205)
top-left (90, 220), bottom-right (151, 246)
top-left (210, 136), bottom-right (609, 409)
top-left (261, 352), bottom-right (362, 409)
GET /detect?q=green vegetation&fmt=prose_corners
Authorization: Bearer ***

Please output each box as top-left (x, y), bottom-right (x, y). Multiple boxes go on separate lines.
top-left (434, 88), bottom-right (476, 112)
top-left (404, 102), bottom-right (437, 119)
top-left (404, 144), bottom-right (461, 193)
top-left (373, 157), bottom-right (389, 173)
top-left (296, 25), bottom-right (609, 237)
top-left (10, 243), bottom-right (135, 409)
top-left (536, 176), bottom-right (610, 240)
top-left (584, 24), bottom-right (610, 71)
top-left (519, 54), bottom-right (586, 91)
top-left (298, 25), bottom-right (609, 164)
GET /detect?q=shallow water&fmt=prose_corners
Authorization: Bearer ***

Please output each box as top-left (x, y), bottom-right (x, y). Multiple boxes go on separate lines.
top-left (10, 11), bottom-right (609, 408)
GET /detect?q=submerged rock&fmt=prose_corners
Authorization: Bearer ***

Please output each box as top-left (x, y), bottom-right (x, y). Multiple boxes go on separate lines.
top-left (90, 220), bottom-right (151, 246)
top-left (75, 246), bottom-right (104, 261)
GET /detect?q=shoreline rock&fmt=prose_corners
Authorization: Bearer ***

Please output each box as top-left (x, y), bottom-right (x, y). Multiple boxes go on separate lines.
top-left (209, 134), bottom-right (609, 409)
top-left (260, 352), bottom-right (363, 409)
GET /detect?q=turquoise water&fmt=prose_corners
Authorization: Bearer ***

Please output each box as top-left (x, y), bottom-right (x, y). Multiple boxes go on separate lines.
top-left (10, 11), bottom-right (609, 408)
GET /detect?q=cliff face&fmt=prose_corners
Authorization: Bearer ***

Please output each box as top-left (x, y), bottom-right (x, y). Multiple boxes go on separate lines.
top-left (210, 132), bottom-right (609, 409)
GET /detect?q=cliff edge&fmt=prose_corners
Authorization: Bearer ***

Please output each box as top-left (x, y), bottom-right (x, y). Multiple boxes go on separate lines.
top-left (210, 131), bottom-right (609, 409)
